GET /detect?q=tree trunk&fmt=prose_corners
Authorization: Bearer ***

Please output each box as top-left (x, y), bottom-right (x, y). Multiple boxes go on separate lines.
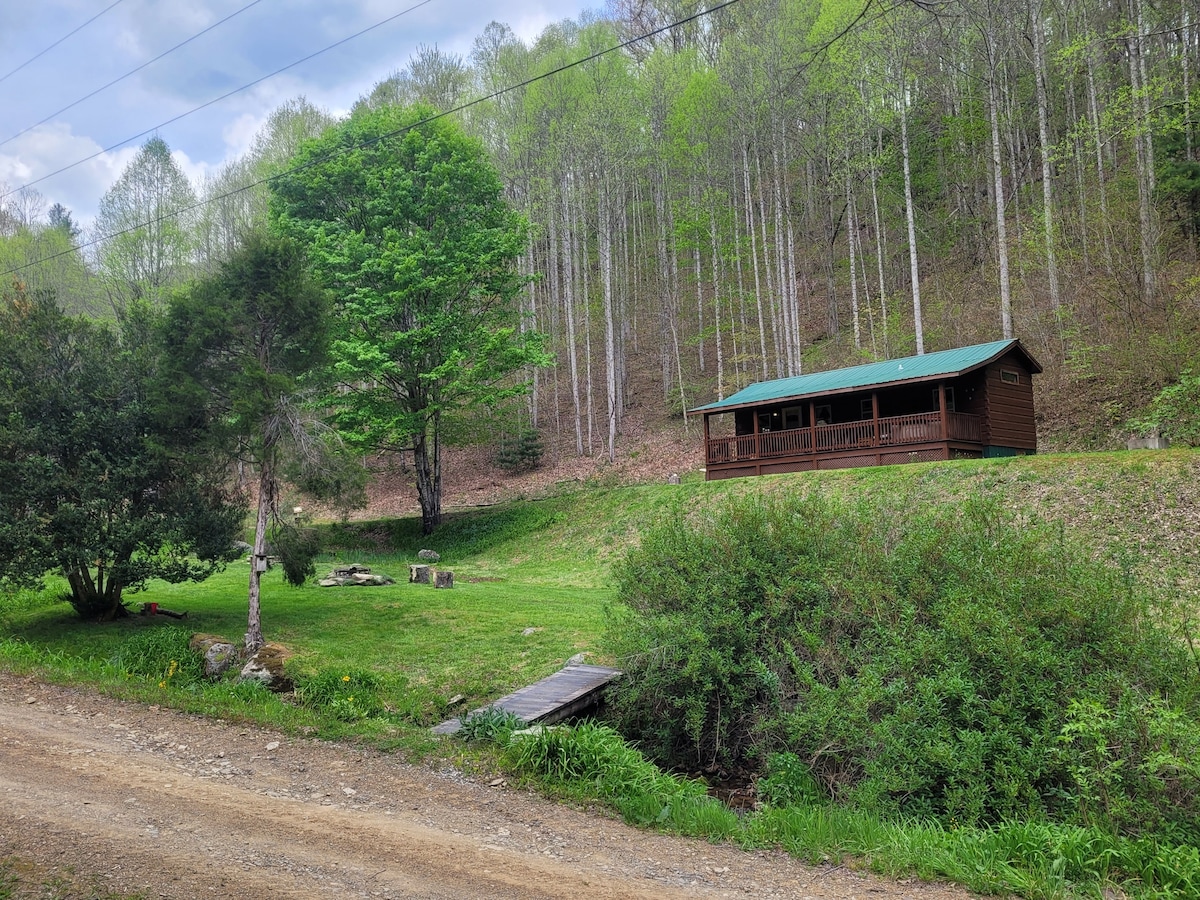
top-left (847, 170), bottom-right (862, 350)
top-left (1031, 9), bottom-right (1061, 309)
top-left (899, 80), bottom-right (925, 355)
top-left (599, 185), bottom-right (618, 463)
top-left (246, 453), bottom-right (272, 651)
top-left (1085, 32), bottom-right (1114, 274)
top-left (65, 564), bottom-right (127, 621)
top-left (985, 26), bottom-right (1014, 340)
top-left (742, 142), bottom-right (769, 379)
top-left (412, 423), bottom-right (442, 535)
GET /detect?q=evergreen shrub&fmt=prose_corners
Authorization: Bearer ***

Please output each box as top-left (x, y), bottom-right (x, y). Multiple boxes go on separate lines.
top-left (604, 493), bottom-right (1200, 838)
top-left (494, 428), bottom-right (544, 473)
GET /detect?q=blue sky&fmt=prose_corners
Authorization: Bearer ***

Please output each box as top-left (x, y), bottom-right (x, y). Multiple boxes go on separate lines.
top-left (0, 0), bottom-right (591, 229)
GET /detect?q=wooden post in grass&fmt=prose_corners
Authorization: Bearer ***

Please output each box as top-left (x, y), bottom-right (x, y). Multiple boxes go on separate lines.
top-left (434, 571), bottom-right (454, 589)
top-left (409, 564), bottom-right (431, 584)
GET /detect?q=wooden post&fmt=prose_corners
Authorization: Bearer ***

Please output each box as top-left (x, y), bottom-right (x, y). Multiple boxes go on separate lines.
top-left (872, 391), bottom-right (881, 464)
top-left (434, 571), bottom-right (454, 589)
top-left (409, 564), bottom-right (431, 584)
top-left (938, 383), bottom-right (949, 441)
top-left (703, 414), bottom-right (711, 471)
top-left (809, 401), bottom-right (818, 464)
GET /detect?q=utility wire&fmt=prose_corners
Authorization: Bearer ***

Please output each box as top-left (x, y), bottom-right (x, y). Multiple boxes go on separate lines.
top-left (1, 0), bottom-right (744, 279)
top-left (2, 0), bottom-right (439, 204)
top-left (0, 0), bottom-right (129, 87)
top-left (0, 0), bottom-right (266, 151)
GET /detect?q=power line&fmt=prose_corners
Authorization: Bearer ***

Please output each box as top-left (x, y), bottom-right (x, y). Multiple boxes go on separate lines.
top-left (1, 0), bottom-right (744, 280)
top-left (1, 0), bottom-right (439, 204)
top-left (0, 0), bottom-right (267, 151)
top-left (0, 0), bottom-right (129, 87)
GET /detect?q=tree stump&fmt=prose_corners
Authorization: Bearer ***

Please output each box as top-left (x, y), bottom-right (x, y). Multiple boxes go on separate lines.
top-left (434, 570), bottom-right (454, 589)
top-left (409, 564), bottom-right (431, 584)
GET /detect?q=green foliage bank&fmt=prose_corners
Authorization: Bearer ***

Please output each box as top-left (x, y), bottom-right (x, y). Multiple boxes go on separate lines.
top-left (605, 493), bottom-right (1200, 842)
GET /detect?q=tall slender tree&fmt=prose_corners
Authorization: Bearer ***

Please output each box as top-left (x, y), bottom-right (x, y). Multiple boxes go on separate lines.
top-left (271, 105), bottom-right (549, 533)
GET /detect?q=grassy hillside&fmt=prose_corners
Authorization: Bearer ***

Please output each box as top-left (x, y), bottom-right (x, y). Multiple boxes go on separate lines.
top-left (0, 449), bottom-right (1194, 738)
top-left (3, 448), bottom-right (1198, 897)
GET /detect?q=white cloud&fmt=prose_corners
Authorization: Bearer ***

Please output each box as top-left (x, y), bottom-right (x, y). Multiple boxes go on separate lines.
top-left (222, 111), bottom-right (267, 158)
top-left (0, 123), bottom-right (141, 229)
top-left (3, 0), bottom-right (593, 229)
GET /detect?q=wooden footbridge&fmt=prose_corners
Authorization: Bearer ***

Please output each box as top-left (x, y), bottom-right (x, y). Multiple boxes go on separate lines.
top-left (432, 663), bottom-right (622, 735)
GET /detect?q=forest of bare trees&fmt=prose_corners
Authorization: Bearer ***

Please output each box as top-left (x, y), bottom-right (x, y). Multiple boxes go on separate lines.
top-left (5, 0), bottom-right (1198, 458)
top-left (383, 0), bottom-right (1198, 456)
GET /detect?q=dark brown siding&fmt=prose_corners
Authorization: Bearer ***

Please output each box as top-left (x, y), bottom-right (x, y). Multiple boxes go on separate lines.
top-left (982, 354), bottom-right (1037, 449)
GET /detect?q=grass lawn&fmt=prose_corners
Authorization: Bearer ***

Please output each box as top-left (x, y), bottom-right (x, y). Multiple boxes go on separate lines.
top-left (3, 561), bottom-right (611, 739)
top-left (4, 448), bottom-right (1199, 735)
top-left (3, 449), bottom-right (1199, 899)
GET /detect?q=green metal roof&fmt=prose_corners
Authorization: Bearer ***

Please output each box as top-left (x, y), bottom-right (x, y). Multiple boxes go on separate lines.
top-left (691, 339), bottom-right (1040, 414)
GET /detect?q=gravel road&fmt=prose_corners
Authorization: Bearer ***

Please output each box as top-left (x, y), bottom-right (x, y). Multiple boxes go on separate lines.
top-left (0, 672), bottom-right (974, 900)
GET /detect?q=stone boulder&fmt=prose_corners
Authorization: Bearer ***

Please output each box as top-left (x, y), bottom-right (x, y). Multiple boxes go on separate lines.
top-left (238, 644), bottom-right (293, 692)
top-left (189, 633), bottom-right (240, 678)
top-left (417, 549), bottom-right (440, 562)
top-left (318, 564), bottom-right (395, 587)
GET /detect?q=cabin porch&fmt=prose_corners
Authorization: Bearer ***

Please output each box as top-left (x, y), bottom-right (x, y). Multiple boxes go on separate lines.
top-left (703, 409), bottom-right (985, 478)
top-left (702, 379), bottom-right (990, 479)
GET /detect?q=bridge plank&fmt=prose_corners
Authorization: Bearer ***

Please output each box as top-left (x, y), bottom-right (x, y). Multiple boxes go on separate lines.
top-left (432, 664), bottom-right (622, 735)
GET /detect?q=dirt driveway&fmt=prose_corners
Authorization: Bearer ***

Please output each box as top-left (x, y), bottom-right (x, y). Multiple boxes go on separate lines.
top-left (0, 672), bottom-right (974, 899)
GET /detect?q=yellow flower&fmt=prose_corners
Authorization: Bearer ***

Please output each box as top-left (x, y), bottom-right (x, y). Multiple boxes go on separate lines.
top-left (158, 681), bottom-right (166, 688)
top-left (342, 675), bottom-right (350, 682)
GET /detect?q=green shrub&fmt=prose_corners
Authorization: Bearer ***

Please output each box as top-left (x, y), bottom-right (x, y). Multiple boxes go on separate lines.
top-left (604, 492), bottom-right (1200, 837)
top-left (295, 668), bottom-right (384, 721)
top-left (1129, 370), bottom-right (1200, 446)
top-left (457, 706), bottom-right (523, 743)
top-left (494, 428), bottom-right (544, 473)
top-left (506, 721), bottom-right (706, 804)
top-left (757, 752), bottom-right (824, 807)
top-left (109, 626), bottom-right (205, 687)
top-left (271, 523), bottom-right (322, 587)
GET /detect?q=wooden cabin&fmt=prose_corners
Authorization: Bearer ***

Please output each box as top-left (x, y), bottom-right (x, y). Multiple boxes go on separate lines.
top-left (694, 339), bottom-right (1041, 481)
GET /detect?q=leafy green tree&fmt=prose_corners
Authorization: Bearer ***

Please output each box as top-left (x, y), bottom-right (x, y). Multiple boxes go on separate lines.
top-left (1130, 371), bottom-right (1200, 447)
top-left (93, 136), bottom-right (197, 314)
top-left (0, 282), bottom-right (242, 621)
top-left (47, 203), bottom-right (80, 240)
top-left (0, 224), bottom-right (104, 316)
top-left (163, 232), bottom-right (331, 649)
top-left (271, 104), bottom-right (549, 533)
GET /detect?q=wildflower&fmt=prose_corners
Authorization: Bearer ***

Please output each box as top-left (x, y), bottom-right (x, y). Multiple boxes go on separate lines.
top-left (158, 681), bottom-right (166, 688)
top-left (342, 675), bottom-right (350, 682)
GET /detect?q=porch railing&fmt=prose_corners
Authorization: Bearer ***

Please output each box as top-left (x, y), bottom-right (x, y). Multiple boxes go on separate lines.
top-left (706, 411), bottom-right (983, 465)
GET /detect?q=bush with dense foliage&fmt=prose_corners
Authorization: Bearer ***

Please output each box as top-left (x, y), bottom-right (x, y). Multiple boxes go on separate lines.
top-left (604, 492), bottom-right (1200, 839)
top-left (0, 287), bottom-right (243, 621)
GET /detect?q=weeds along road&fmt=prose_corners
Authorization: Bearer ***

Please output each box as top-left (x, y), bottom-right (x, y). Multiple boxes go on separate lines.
top-left (0, 672), bottom-right (971, 900)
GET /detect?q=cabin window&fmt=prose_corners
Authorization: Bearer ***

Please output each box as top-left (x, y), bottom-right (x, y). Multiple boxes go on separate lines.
top-left (1000, 369), bottom-right (1020, 385)
top-left (860, 398), bottom-right (873, 420)
top-left (815, 404), bottom-right (832, 425)
top-left (758, 410), bottom-right (782, 432)
top-left (932, 387), bottom-right (957, 412)
top-left (782, 406), bottom-right (802, 430)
